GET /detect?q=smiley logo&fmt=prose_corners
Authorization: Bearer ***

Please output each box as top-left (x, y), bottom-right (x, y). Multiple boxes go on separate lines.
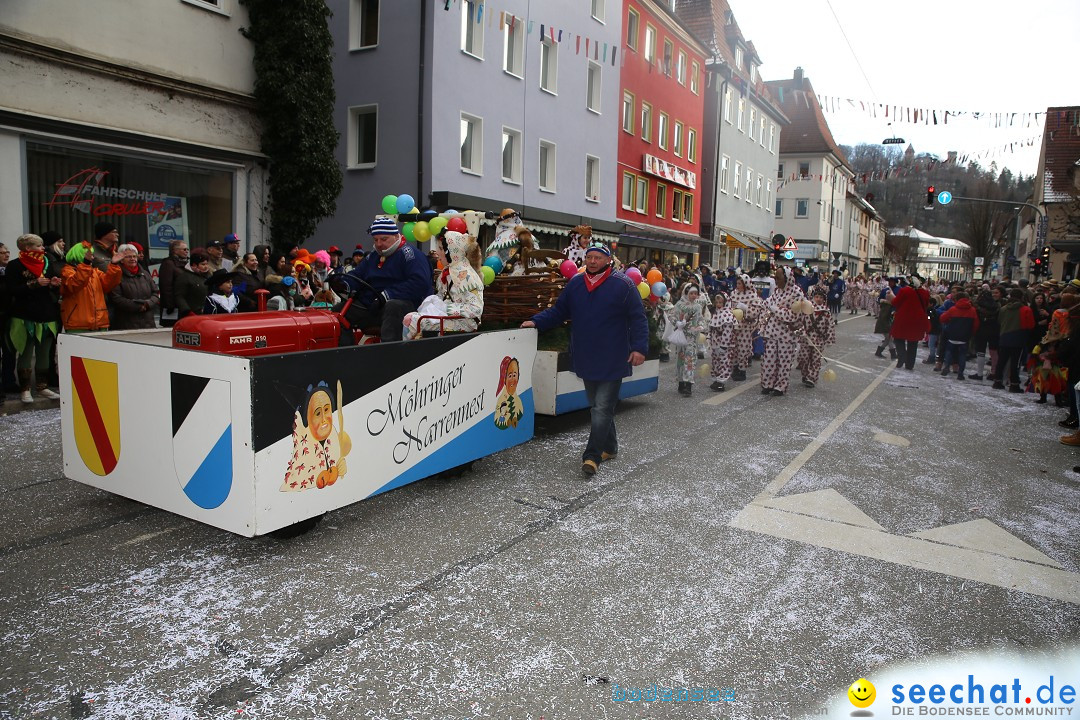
top-left (848, 678), bottom-right (876, 708)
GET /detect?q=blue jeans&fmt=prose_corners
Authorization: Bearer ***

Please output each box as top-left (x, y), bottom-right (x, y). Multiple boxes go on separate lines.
top-left (582, 378), bottom-right (622, 463)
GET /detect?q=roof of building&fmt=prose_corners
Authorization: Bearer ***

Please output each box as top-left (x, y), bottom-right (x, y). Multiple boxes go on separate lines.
top-left (675, 0), bottom-right (787, 122)
top-left (765, 70), bottom-right (850, 169)
top-left (888, 226), bottom-right (969, 248)
top-left (1040, 107), bottom-right (1080, 205)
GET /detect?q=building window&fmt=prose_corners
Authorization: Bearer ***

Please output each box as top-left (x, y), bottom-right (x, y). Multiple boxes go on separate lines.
top-left (672, 189), bottom-right (683, 221)
top-left (460, 0), bottom-right (483, 58)
top-left (756, 173), bottom-right (763, 206)
top-left (733, 161), bottom-right (742, 198)
top-left (798, 161), bottom-right (810, 178)
top-left (777, 162), bottom-right (785, 180)
top-left (641, 102), bottom-right (652, 142)
top-left (673, 120), bottom-right (684, 157)
top-left (540, 38), bottom-right (558, 94)
top-left (775, 198), bottom-right (783, 218)
top-left (622, 172), bottom-right (634, 210)
top-left (622, 92), bottom-right (634, 133)
top-left (587, 62), bottom-right (602, 113)
top-left (767, 179), bottom-right (773, 209)
top-left (539, 140), bottom-right (556, 192)
top-left (591, 0), bottom-right (605, 22)
top-left (744, 167), bottom-right (753, 203)
top-left (682, 193), bottom-right (692, 224)
top-left (737, 96), bottom-right (745, 132)
top-left (724, 87), bottom-right (733, 124)
top-left (656, 183), bottom-right (666, 217)
top-left (347, 104), bottom-right (377, 169)
top-left (626, 8), bottom-right (639, 51)
top-left (460, 113), bottom-right (482, 174)
top-left (687, 128), bottom-right (697, 163)
top-left (676, 51), bottom-right (687, 85)
top-left (635, 176), bottom-right (647, 213)
top-left (658, 113), bottom-right (669, 150)
top-left (662, 39), bottom-right (673, 76)
top-left (749, 62), bottom-right (756, 83)
top-left (349, 0), bottom-right (379, 50)
top-left (760, 116), bottom-right (767, 147)
top-left (769, 123), bottom-right (776, 152)
top-left (501, 127), bottom-right (521, 184)
top-left (749, 108), bottom-right (757, 141)
top-left (796, 198), bottom-right (809, 218)
top-left (183, 0), bottom-right (226, 13)
top-left (586, 155), bottom-right (600, 202)
top-left (720, 155), bottom-right (730, 193)
top-left (644, 25), bottom-right (656, 63)
top-left (690, 61), bottom-right (699, 94)
top-left (504, 17), bottom-right (524, 77)
top-left (735, 45), bottom-right (743, 70)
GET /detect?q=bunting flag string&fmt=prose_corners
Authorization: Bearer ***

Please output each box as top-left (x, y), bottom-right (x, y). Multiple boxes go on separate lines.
top-left (808, 91), bottom-right (1050, 132)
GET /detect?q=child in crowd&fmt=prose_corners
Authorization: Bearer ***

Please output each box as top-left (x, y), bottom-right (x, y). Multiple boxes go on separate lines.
top-left (708, 293), bottom-right (739, 392)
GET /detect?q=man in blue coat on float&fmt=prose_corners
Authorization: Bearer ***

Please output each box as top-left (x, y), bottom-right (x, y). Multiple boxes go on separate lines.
top-left (522, 242), bottom-right (649, 476)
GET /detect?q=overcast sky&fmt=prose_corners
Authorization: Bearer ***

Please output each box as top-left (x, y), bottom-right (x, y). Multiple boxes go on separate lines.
top-left (729, 0), bottom-right (1079, 178)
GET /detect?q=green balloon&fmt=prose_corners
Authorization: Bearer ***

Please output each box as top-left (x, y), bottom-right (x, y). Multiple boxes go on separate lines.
top-left (402, 222), bottom-right (416, 242)
top-left (481, 265), bottom-right (496, 286)
top-left (381, 195), bottom-right (398, 214)
top-left (428, 216), bottom-right (448, 235)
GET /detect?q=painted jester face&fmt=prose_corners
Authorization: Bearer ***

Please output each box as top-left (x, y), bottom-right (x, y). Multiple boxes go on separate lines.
top-left (307, 391), bottom-right (334, 443)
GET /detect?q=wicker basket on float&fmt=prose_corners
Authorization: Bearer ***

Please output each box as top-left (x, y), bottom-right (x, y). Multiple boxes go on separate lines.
top-left (480, 247), bottom-right (569, 325)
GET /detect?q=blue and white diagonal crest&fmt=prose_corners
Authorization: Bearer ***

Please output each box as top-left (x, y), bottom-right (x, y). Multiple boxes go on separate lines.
top-left (171, 375), bottom-right (233, 509)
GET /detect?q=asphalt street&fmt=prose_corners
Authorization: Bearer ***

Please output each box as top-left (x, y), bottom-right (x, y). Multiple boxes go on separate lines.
top-left (1, 314), bottom-right (1078, 720)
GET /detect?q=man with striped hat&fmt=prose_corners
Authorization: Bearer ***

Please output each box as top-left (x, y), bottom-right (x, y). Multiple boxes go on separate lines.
top-left (340, 217), bottom-right (432, 342)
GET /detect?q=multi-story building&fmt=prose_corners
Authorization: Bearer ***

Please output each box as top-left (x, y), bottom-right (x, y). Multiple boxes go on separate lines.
top-left (847, 191), bottom-right (884, 276)
top-left (765, 68), bottom-right (854, 270)
top-left (1035, 106), bottom-right (1080, 280)
top-left (0, 0), bottom-right (268, 258)
top-left (314, 0), bottom-right (623, 252)
top-left (889, 227), bottom-right (970, 283)
top-left (676, 0), bottom-right (788, 269)
top-left (615, 0), bottom-right (707, 266)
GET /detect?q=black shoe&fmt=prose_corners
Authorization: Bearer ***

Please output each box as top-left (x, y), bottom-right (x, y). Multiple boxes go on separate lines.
top-left (992, 381), bottom-right (1005, 390)
top-left (802, 378), bottom-right (815, 388)
top-left (889, 348), bottom-right (898, 360)
top-left (956, 374), bottom-right (965, 381)
top-left (1009, 385), bottom-right (1023, 393)
top-left (874, 348), bottom-right (885, 358)
top-left (761, 387), bottom-right (772, 395)
top-left (1035, 396), bottom-right (1048, 404)
top-left (710, 381), bottom-right (726, 392)
top-left (1059, 417), bottom-right (1079, 429)
top-left (678, 381), bottom-right (692, 396)
top-left (732, 369), bottom-right (746, 381)
top-left (921, 358), bottom-right (935, 364)
top-left (896, 361), bottom-right (904, 369)
top-left (1056, 395), bottom-right (1067, 408)
top-left (968, 374), bottom-right (982, 381)
top-left (769, 388), bottom-right (785, 396)
top-left (659, 353), bottom-right (670, 363)
top-left (941, 368), bottom-right (950, 377)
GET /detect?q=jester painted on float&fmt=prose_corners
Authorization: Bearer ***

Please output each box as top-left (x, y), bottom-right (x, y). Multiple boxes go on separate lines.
top-left (708, 292), bottom-right (739, 392)
top-left (493, 356), bottom-right (524, 429)
top-left (280, 381), bottom-right (352, 492)
top-left (797, 287), bottom-right (837, 388)
top-left (669, 283), bottom-right (707, 396)
top-left (403, 230), bottom-right (484, 339)
top-left (760, 266), bottom-right (807, 396)
top-left (729, 273), bottom-right (761, 381)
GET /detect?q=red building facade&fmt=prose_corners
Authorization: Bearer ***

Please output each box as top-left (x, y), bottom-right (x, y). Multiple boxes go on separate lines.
top-left (617, 0), bottom-right (707, 263)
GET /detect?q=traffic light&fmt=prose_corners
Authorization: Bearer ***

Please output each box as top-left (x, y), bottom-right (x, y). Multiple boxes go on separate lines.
top-left (1039, 245), bottom-right (1051, 277)
top-left (1033, 257), bottom-right (1043, 276)
top-left (926, 186), bottom-right (935, 206)
top-left (773, 240), bottom-right (783, 260)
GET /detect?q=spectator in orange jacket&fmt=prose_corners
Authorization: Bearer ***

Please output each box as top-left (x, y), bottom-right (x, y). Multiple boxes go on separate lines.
top-left (61, 241), bottom-right (123, 332)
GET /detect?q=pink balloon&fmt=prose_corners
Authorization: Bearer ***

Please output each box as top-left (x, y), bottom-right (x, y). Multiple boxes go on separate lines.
top-left (626, 267), bottom-right (642, 284)
top-left (560, 260), bottom-right (578, 279)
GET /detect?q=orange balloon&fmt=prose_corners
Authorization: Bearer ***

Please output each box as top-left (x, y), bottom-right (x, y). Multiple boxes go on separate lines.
top-left (646, 269), bottom-right (663, 285)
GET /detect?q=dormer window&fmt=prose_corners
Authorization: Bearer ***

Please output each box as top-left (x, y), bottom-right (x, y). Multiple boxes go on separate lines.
top-left (735, 45), bottom-right (743, 70)
top-left (749, 63), bottom-right (756, 83)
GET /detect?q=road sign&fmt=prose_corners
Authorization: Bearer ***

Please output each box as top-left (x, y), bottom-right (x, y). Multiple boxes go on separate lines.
top-left (782, 237), bottom-right (798, 251)
top-left (974, 256), bottom-right (984, 266)
top-left (937, 191), bottom-right (953, 205)
top-left (783, 250), bottom-right (795, 260)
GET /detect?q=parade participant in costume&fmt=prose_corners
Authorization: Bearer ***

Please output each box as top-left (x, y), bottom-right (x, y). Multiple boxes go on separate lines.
top-left (669, 283), bottom-right (707, 396)
top-left (493, 356), bottom-right (524, 429)
top-left (403, 230), bottom-right (484, 339)
top-left (798, 287), bottom-right (836, 388)
top-left (760, 266), bottom-right (806, 396)
top-left (202, 269), bottom-right (241, 315)
top-left (280, 381), bottom-right (351, 492)
top-left (341, 217), bottom-right (433, 343)
top-left (708, 292), bottom-right (739, 392)
top-left (729, 273), bottom-right (761, 381)
top-left (563, 225), bottom-right (593, 267)
top-left (109, 244), bottom-right (160, 330)
top-left (506, 226), bottom-right (543, 274)
top-left (873, 278), bottom-right (898, 359)
top-left (61, 239), bottom-right (123, 332)
top-left (522, 242), bottom-right (648, 476)
top-left (5, 234), bottom-right (62, 403)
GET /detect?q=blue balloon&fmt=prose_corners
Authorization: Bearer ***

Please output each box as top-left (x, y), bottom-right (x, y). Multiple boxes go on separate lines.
top-left (651, 281), bottom-right (668, 297)
top-left (396, 194), bottom-right (416, 214)
top-left (421, 209), bottom-right (437, 217)
top-left (483, 255), bottom-right (504, 274)
top-left (444, 208), bottom-right (459, 215)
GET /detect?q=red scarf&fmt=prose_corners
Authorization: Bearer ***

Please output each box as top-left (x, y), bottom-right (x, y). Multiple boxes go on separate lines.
top-left (20, 251), bottom-right (45, 277)
top-left (583, 265), bottom-right (612, 292)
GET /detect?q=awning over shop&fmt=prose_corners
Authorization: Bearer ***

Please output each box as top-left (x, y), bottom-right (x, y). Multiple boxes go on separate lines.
top-left (721, 229), bottom-right (769, 252)
top-left (618, 222), bottom-right (703, 254)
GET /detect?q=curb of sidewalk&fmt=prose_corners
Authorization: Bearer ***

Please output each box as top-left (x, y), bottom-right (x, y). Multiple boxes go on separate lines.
top-left (2, 396), bottom-right (61, 417)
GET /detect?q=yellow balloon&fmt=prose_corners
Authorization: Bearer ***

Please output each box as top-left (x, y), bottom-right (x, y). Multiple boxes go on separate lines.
top-left (697, 363), bottom-right (711, 378)
top-left (732, 308), bottom-right (745, 321)
top-left (698, 333), bottom-right (707, 345)
top-left (823, 368), bottom-right (837, 382)
top-left (638, 282), bottom-right (650, 299)
top-left (408, 207), bottom-right (420, 215)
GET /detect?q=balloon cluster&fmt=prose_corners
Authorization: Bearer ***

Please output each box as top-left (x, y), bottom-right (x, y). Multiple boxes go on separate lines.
top-left (380, 194), bottom-right (466, 243)
top-left (481, 255), bottom-right (502, 286)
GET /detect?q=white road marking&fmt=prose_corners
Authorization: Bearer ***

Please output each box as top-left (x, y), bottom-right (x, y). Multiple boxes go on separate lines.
top-left (822, 356), bottom-right (874, 374)
top-left (700, 373), bottom-right (762, 406)
top-left (873, 431), bottom-right (910, 447)
top-left (113, 525), bottom-right (184, 549)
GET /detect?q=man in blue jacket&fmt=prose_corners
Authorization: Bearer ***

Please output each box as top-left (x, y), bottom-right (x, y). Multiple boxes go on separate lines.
top-left (342, 217), bottom-right (432, 342)
top-left (522, 242), bottom-right (648, 476)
